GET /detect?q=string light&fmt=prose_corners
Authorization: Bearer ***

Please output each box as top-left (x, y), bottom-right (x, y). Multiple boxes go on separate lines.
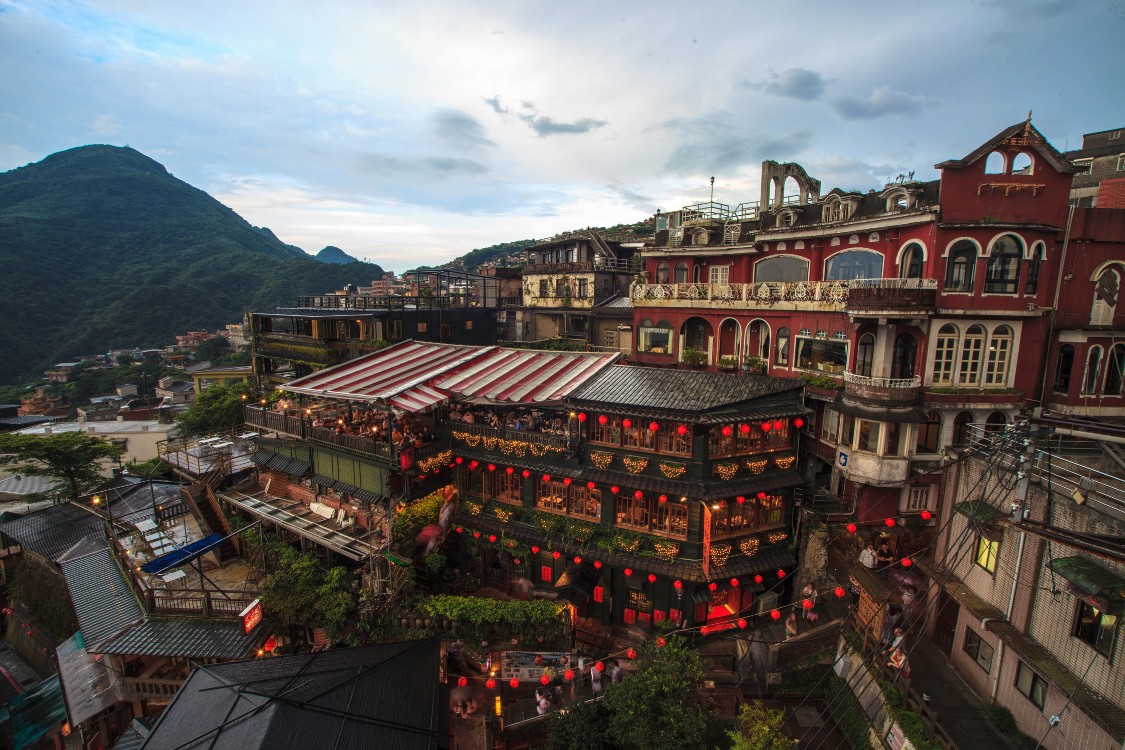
top-left (654, 542), bottom-right (679, 561)
top-left (740, 538), bottom-right (761, 556)
top-left (767, 531), bottom-right (789, 544)
top-left (659, 462), bottom-right (687, 478)
top-left (622, 456), bottom-right (649, 474)
top-left (418, 450), bottom-right (452, 473)
top-left (715, 462), bottom-right (740, 480)
top-left (452, 431), bottom-right (565, 457)
top-left (710, 544), bottom-right (731, 567)
top-left (745, 458), bottom-right (768, 474)
top-left (774, 455), bottom-right (796, 470)
top-left (590, 451), bottom-right (615, 469)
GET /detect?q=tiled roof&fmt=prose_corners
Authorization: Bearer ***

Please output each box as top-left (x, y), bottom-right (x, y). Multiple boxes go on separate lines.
top-left (143, 639), bottom-right (446, 750)
top-left (569, 365), bottom-right (803, 417)
top-left (0, 502), bottom-right (104, 563)
top-left (60, 546), bottom-right (144, 649)
top-left (56, 631), bottom-right (124, 727)
top-left (97, 618), bottom-right (260, 660)
top-left (0, 474), bottom-right (63, 499)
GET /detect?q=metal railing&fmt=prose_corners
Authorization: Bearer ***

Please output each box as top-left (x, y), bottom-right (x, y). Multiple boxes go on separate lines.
top-left (843, 372), bottom-right (922, 389)
top-left (847, 277), bottom-right (938, 290)
top-left (124, 677), bottom-right (184, 703)
top-left (682, 201), bottom-right (732, 222)
top-left (632, 280), bottom-right (849, 305)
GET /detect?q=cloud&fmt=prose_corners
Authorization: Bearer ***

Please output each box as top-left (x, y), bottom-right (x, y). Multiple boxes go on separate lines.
top-left (482, 95), bottom-right (508, 115)
top-left (745, 68), bottom-right (826, 101)
top-left (831, 86), bottom-right (925, 120)
top-left (607, 181), bottom-right (653, 213)
top-left (432, 109), bottom-right (493, 153)
top-left (662, 118), bottom-right (812, 175)
top-left (484, 96), bottom-right (607, 137)
top-left (92, 113), bottom-right (122, 135)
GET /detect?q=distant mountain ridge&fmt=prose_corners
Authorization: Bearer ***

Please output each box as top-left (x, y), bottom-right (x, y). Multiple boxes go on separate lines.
top-left (0, 144), bottom-right (384, 384)
top-left (315, 245), bottom-right (360, 264)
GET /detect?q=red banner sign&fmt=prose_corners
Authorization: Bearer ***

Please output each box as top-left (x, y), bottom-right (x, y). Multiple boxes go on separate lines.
top-left (240, 598), bottom-right (263, 634)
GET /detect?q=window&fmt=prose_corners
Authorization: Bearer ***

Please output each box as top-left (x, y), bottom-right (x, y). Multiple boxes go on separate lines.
top-left (1105, 344), bottom-right (1125, 396)
top-left (975, 535), bottom-right (998, 574)
top-left (539, 279), bottom-right (549, 297)
top-left (823, 198), bottom-right (843, 223)
top-left (984, 235), bottom-right (1022, 294)
top-left (963, 629), bottom-right (995, 673)
top-left (1118, 155), bottom-right (1125, 172)
top-left (1015, 661), bottom-right (1047, 709)
top-left (484, 470), bottom-right (522, 505)
top-left (1084, 346), bottom-right (1104, 395)
top-left (984, 152), bottom-right (1006, 174)
top-left (953, 412), bottom-right (973, 446)
top-left (1025, 243), bottom-right (1045, 295)
top-left (825, 250), bottom-right (883, 281)
top-left (822, 408), bottom-right (840, 443)
top-left (656, 262), bottom-right (670, 283)
top-left (710, 499), bottom-right (756, 537)
top-left (577, 278), bottom-right (589, 298)
top-left (892, 334), bottom-right (917, 379)
top-left (1011, 152), bottom-right (1033, 175)
top-left (900, 243), bottom-right (924, 279)
top-left (933, 325), bottom-right (959, 385)
top-left (465, 320), bottom-right (473, 330)
top-left (885, 421), bottom-right (906, 456)
top-left (945, 240), bottom-right (977, 292)
top-left (417, 322), bottom-right (428, 333)
top-left (855, 334), bottom-right (875, 377)
top-left (1054, 345), bottom-right (1075, 393)
top-left (905, 485), bottom-right (931, 512)
top-left (638, 320), bottom-right (672, 354)
top-left (775, 327), bottom-right (791, 366)
top-left (986, 411), bottom-right (1006, 434)
top-left (1091, 269), bottom-right (1120, 325)
top-left (985, 325), bottom-right (1013, 386)
top-left (796, 338), bottom-right (848, 374)
top-left (959, 325), bottom-right (986, 386)
top-left (674, 262), bottom-right (689, 283)
top-left (556, 278), bottom-right (568, 297)
top-left (1073, 600), bottom-right (1118, 658)
top-left (916, 412), bottom-right (941, 453)
top-left (754, 256), bottom-right (809, 283)
top-left (709, 265), bottom-right (729, 285)
top-left (856, 420), bottom-right (881, 452)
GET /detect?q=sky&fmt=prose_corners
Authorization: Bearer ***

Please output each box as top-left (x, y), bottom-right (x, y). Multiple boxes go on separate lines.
top-left (2, 1), bottom-right (1123, 273)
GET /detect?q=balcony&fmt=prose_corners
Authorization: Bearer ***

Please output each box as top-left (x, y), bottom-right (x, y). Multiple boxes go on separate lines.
top-left (523, 261), bottom-right (594, 274)
top-left (631, 280), bottom-right (848, 312)
top-left (843, 371), bottom-right (922, 405)
top-left (836, 448), bottom-right (911, 484)
top-left (445, 422), bottom-right (571, 460)
top-left (845, 278), bottom-right (937, 316)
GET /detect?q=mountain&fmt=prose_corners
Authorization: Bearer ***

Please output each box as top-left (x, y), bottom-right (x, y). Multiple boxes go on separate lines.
top-left (0, 145), bottom-right (384, 384)
top-left (315, 245), bottom-right (359, 264)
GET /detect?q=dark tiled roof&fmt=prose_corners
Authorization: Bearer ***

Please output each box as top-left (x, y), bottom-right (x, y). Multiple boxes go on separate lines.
top-left (570, 366), bottom-right (803, 417)
top-left (60, 546), bottom-right (144, 648)
top-left (253, 450), bottom-right (311, 477)
top-left (143, 639), bottom-right (447, 750)
top-left (935, 121), bottom-right (1077, 174)
top-left (97, 618), bottom-right (260, 660)
top-left (0, 415), bottom-right (58, 427)
top-left (0, 502), bottom-right (104, 563)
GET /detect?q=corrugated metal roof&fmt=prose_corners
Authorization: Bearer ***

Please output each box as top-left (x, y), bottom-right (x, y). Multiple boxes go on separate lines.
top-left (57, 631), bottom-right (123, 728)
top-left (437, 348), bottom-right (620, 405)
top-left (96, 618), bottom-right (259, 660)
top-left (9, 675), bottom-right (66, 750)
top-left (570, 365), bottom-right (803, 415)
top-left (389, 383), bottom-right (449, 413)
top-left (0, 503), bottom-right (105, 563)
top-left (60, 546), bottom-right (144, 649)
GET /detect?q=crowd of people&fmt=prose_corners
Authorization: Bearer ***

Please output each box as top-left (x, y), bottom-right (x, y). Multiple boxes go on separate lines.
top-left (448, 405), bottom-right (570, 438)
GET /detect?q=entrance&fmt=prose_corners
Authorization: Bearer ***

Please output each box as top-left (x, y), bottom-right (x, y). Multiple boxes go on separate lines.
top-left (932, 590), bottom-right (959, 657)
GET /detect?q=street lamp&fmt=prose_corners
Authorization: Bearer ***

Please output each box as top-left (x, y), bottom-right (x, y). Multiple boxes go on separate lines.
top-left (91, 494), bottom-right (114, 533)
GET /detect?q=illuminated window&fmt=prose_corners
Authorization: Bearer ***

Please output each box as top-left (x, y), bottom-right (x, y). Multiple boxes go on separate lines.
top-left (1072, 600), bottom-right (1118, 658)
top-left (975, 535), bottom-right (998, 574)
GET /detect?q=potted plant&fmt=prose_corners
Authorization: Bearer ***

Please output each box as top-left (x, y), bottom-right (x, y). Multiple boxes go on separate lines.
top-left (681, 347), bottom-right (707, 367)
top-left (717, 355), bottom-right (739, 371)
top-left (744, 355), bottom-right (767, 374)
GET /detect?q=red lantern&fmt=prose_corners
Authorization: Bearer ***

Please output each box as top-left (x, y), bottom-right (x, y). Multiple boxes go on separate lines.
top-left (472, 531), bottom-right (481, 539)
top-left (835, 586), bottom-right (846, 598)
top-left (510, 678), bottom-right (520, 688)
top-left (455, 526), bottom-right (463, 533)
top-left (673, 579), bottom-right (683, 589)
top-left (761, 421), bottom-right (772, 432)
top-left (708, 582), bottom-right (718, 591)
top-left (773, 420), bottom-right (783, 430)
top-left (730, 578), bottom-right (739, 588)
top-left (264, 635), bottom-right (277, 652)
top-left (736, 496), bottom-right (745, 504)
top-left (659, 494), bottom-right (668, 503)
top-left (634, 490), bottom-right (643, 500)
top-left (627, 648), bottom-right (637, 659)
top-left (846, 523), bottom-right (858, 534)
top-left (754, 574), bottom-right (763, 584)
top-left (488, 463), bottom-right (496, 472)
top-left (522, 469), bottom-right (531, 478)
top-left (458, 676), bottom-right (468, 687)
top-left (598, 414), bottom-right (608, 426)
top-left (624, 568), bottom-right (632, 577)
top-left (455, 457), bottom-right (463, 464)
top-left (594, 560), bottom-right (603, 569)
top-left (649, 421), bottom-right (659, 432)
top-left (611, 485), bottom-right (620, 494)
top-left (588, 481), bottom-right (597, 490)
top-left (552, 550), bottom-right (561, 560)
top-left (531, 546), bottom-right (540, 554)
top-left (565, 668), bottom-right (575, 681)
top-left (469, 460), bottom-right (479, 470)
top-left (700, 625), bottom-right (710, 635)
top-left (677, 424), bottom-right (688, 436)
top-left (574, 556), bottom-right (582, 565)
top-left (921, 509), bottom-right (932, 520)
top-left (540, 674), bottom-right (550, 685)
top-left (595, 661), bottom-right (605, 672)
top-left (647, 573), bottom-right (657, 583)
top-left (885, 517), bottom-right (896, 527)
top-left (740, 423), bottom-right (751, 435)
top-left (542, 474), bottom-right (551, 482)
top-left (506, 466), bottom-right (514, 475)
top-left (488, 534), bottom-right (497, 543)
top-left (802, 598), bottom-right (813, 610)
top-left (902, 558), bottom-right (913, 568)
top-left (577, 412), bottom-right (587, 423)
top-left (563, 477), bottom-right (572, 486)
top-left (722, 425), bottom-right (733, 437)
top-left (777, 569), bottom-right (786, 579)
top-left (622, 419), bottom-right (632, 429)
top-left (794, 417), bottom-right (805, 428)
top-left (737, 618), bottom-right (747, 629)
top-left (770, 609), bottom-right (781, 620)
top-left (656, 637), bottom-right (666, 647)
top-left (757, 491), bottom-right (767, 500)
top-left (486, 678), bottom-right (496, 689)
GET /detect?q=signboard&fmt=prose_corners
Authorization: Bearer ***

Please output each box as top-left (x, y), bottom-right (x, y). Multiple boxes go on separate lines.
top-left (702, 504), bottom-right (712, 578)
top-left (240, 598), bottom-right (263, 634)
top-left (837, 449), bottom-right (849, 468)
top-left (399, 446), bottom-right (415, 471)
top-left (500, 651), bottom-right (573, 682)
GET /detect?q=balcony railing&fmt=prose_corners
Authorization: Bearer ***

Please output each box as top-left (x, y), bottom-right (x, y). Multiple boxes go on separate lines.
top-left (524, 261), bottom-right (594, 274)
top-left (632, 280), bottom-right (848, 308)
top-left (243, 406), bottom-right (306, 437)
top-left (447, 422), bottom-right (570, 456)
top-left (845, 278), bottom-right (937, 314)
top-left (843, 372), bottom-right (922, 389)
top-left (124, 677), bottom-right (184, 703)
top-left (843, 371), bottom-right (921, 405)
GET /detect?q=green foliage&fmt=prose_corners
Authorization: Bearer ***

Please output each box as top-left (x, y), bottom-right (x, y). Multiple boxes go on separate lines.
top-left (681, 347), bottom-right (707, 366)
top-left (600, 636), bottom-right (716, 750)
top-left (391, 489), bottom-right (448, 556)
top-left (798, 372), bottom-right (845, 391)
top-left (175, 381), bottom-right (255, 436)
top-left (545, 696), bottom-right (610, 750)
top-left (502, 338), bottom-right (588, 352)
top-left (416, 595), bottom-right (567, 644)
top-left (58, 361), bottom-right (183, 403)
top-left (423, 552), bottom-right (447, 576)
top-left (193, 336), bottom-right (232, 363)
top-left (769, 668), bottom-right (874, 750)
top-left (6, 558), bottom-right (80, 642)
top-left (436, 239), bottom-right (538, 273)
top-left (0, 432), bottom-right (124, 502)
top-left (252, 533), bottom-right (355, 637)
top-left (728, 701), bottom-right (797, 750)
top-left (0, 145), bottom-right (385, 384)
top-left (986, 704), bottom-right (1038, 750)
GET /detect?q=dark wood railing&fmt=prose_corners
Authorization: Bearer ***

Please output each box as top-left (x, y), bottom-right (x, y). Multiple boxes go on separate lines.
top-left (446, 422), bottom-right (571, 454)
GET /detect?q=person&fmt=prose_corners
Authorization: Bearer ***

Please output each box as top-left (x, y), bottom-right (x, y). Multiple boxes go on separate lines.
top-left (876, 542), bottom-right (894, 577)
top-left (884, 627), bottom-right (905, 654)
top-left (801, 582), bottom-right (818, 620)
top-left (590, 663), bottom-right (603, 696)
top-left (462, 411), bottom-right (475, 425)
top-left (900, 585), bottom-right (916, 608)
top-left (785, 611), bottom-right (799, 640)
top-left (535, 688), bottom-right (550, 716)
top-left (859, 543), bottom-right (877, 571)
top-left (611, 660), bottom-right (622, 684)
top-left (887, 646), bottom-right (909, 677)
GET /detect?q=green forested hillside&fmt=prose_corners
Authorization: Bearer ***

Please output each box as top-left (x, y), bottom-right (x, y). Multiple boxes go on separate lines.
top-left (0, 145), bottom-right (383, 384)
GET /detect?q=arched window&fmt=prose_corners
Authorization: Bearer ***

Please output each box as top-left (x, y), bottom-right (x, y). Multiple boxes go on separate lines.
top-left (825, 250), bottom-right (883, 281)
top-left (656, 262), bottom-right (670, 284)
top-left (892, 333), bottom-right (917, 379)
top-left (775, 327), bottom-right (791, 367)
top-left (1091, 269), bottom-right (1120, 325)
top-left (985, 235), bottom-right (1022, 294)
top-left (674, 262), bottom-right (689, 284)
top-left (1011, 153), bottom-right (1033, 175)
top-left (1083, 346), bottom-right (1103, 395)
top-left (855, 334), bottom-right (875, 377)
top-left (900, 243), bottom-right (924, 279)
top-left (984, 325), bottom-right (1013, 386)
top-left (933, 324), bottom-right (959, 386)
top-left (1053, 345), bottom-right (1075, 393)
top-left (1106, 345), bottom-right (1125, 396)
top-left (755, 256), bottom-right (809, 283)
top-left (986, 411), bottom-right (1007, 435)
top-left (958, 325), bottom-right (986, 386)
top-left (984, 152), bottom-right (1006, 174)
top-left (945, 240), bottom-right (977, 292)
top-left (916, 412), bottom-right (941, 454)
top-left (1025, 242), bottom-right (1045, 295)
top-left (953, 412), bottom-right (973, 446)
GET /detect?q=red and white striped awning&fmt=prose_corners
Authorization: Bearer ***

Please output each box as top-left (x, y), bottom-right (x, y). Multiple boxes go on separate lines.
top-left (436, 349), bottom-right (620, 405)
top-left (388, 384), bottom-right (449, 413)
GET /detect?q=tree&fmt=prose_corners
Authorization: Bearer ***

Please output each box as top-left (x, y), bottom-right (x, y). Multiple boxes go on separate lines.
top-left (0, 432), bottom-right (124, 503)
top-left (194, 336), bottom-right (232, 363)
top-left (728, 701), bottom-right (798, 750)
top-left (175, 380), bottom-right (255, 436)
top-left (600, 636), bottom-right (717, 750)
top-left (254, 535), bottom-right (356, 640)
top-left (545, 695), bottom-right (610, 750)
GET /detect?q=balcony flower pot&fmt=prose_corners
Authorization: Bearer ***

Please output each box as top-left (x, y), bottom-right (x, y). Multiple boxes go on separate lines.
top-left (743, 356), bottom-right (767, 374)
top-left (717, 355), bottom-right (739, 371)
top-left (681, 348), bottom-right (707, 367)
